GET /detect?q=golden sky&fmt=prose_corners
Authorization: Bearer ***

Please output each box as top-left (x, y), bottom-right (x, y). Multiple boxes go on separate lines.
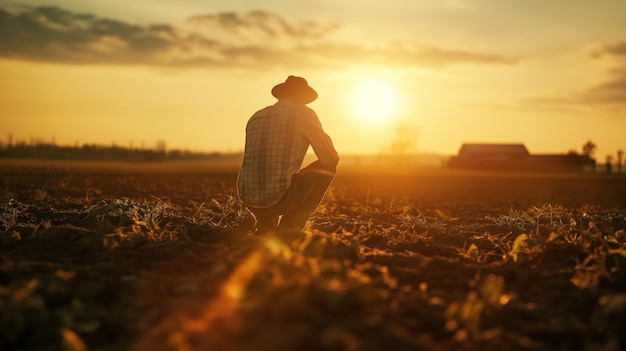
top-left (1, 0), bottom-right (625, 159)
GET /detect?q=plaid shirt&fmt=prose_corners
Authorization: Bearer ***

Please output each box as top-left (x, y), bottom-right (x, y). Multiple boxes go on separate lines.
top-left (237, 100), bottom-right (339, 208)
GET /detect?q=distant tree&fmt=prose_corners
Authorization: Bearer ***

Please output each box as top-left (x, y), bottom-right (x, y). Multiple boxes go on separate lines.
top-left (618, 149), bottom-right (624, 174)
top-left (385, 123), bottom-right (419, 164)
top-left (156, 140), bottom-right (167, 155)
top-left (393, 124), bottom-right (419, 155)
top-left (582, 140), bottom-right (597, 158)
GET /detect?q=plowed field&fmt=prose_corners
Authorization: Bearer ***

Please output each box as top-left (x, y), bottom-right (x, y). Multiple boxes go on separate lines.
top-left (1, 160), bottom-right (625, 351)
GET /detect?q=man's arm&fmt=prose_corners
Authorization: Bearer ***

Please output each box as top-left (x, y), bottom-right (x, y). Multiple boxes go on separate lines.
top-left (305, 111), bottom-right (339, 167)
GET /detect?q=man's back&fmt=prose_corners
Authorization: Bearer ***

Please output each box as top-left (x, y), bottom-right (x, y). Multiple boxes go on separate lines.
top-left (238, 100), bottom-right (338, 208)
top-left (238, 101), bottom-right (312, 207)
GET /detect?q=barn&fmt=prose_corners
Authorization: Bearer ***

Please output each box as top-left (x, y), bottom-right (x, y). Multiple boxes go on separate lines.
top-left (446, 143), bottom-right (596, 172)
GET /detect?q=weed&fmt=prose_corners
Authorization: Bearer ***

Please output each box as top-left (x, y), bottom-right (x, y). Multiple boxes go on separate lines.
top-left (445, 274), bottom-right (510, 343)
top-left (86, 198), bottom-right (187, 242)
top-left (507, 233), bottom-right (542, 262)
top-left (0, 200), bottom-right (34, 232)
top-left (186, 194), bottom-right (252, 229)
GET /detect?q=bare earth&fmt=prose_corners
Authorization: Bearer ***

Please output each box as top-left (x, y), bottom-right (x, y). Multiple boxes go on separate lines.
top-left (1, 160), bottom-right (625, 351)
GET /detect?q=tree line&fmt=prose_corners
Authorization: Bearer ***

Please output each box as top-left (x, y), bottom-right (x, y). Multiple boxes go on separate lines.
top-left (0, 138), bottom-right (242, 162)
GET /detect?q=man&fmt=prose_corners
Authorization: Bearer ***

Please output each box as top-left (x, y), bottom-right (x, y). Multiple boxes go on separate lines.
top-left (237, 75), bottom-right (339, 233)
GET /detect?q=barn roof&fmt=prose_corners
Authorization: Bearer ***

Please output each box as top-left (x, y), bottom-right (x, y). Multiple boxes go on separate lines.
top-left (457, 143), bottom-right (530, 157)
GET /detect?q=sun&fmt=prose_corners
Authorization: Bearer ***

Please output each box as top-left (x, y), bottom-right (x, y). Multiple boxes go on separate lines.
top-left (351, 79), bottom-right (397, 123)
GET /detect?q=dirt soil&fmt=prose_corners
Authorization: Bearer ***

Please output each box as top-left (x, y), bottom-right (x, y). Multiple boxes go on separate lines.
top-left (1, 160), bottom-right (625, 351)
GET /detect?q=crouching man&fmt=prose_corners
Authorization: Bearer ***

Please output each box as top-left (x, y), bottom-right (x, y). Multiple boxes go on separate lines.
top-left (237, 76), bottom-right (339, 233)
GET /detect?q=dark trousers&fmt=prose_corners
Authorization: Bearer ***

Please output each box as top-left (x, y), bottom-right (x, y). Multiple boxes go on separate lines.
top-left (248, 160), bottom-right (336, 232)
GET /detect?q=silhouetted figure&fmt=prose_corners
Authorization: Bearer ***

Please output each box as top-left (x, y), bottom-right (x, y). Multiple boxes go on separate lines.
top-left (237, 76), bottom-right (339, 233)
top-left (606, 155), bottom-right (613, 174)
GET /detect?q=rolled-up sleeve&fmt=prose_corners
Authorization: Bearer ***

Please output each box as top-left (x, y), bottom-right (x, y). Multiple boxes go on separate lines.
top-left (305, 111), bottom-right (339, 166)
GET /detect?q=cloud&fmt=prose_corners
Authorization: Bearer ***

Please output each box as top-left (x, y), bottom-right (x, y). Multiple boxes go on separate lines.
top-left (529, 41), bottom-right (626, 107)
top-left (592, 41), bottom-right (626, 58)
top-left (572, 76), bottom-right (626, 106)
top-left (186, 10), bottom-right (340, 42)
top-left (0, 5), bottom-right (516, 70)
top-left (0, 6), bottom-right (217, 65)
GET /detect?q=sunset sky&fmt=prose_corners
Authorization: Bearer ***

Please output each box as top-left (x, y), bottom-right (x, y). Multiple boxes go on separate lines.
top-left (1, 0), bottom-right (625, 160)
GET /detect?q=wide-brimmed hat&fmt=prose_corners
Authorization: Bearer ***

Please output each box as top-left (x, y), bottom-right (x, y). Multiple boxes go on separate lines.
top-left (271, 75), bottom-right (318, 104)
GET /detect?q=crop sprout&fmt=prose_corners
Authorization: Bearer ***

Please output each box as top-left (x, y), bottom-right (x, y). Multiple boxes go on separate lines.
top-left (0, 199), bottom-right (37, 232)
top-left (0, 195), bottom-right (254, 244)
top-left (315, 197), bottom-right (450, 236)
top-left (487, 209), bottom-right (626, 289)
top-left (186, 194), bottom-right (252, 229)
top-left (84, 195), bottom-right (253, 241)
top-left (445, 274), bottom-right (511, 343)
top-left (487, 204), bottom-right (577, 234)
